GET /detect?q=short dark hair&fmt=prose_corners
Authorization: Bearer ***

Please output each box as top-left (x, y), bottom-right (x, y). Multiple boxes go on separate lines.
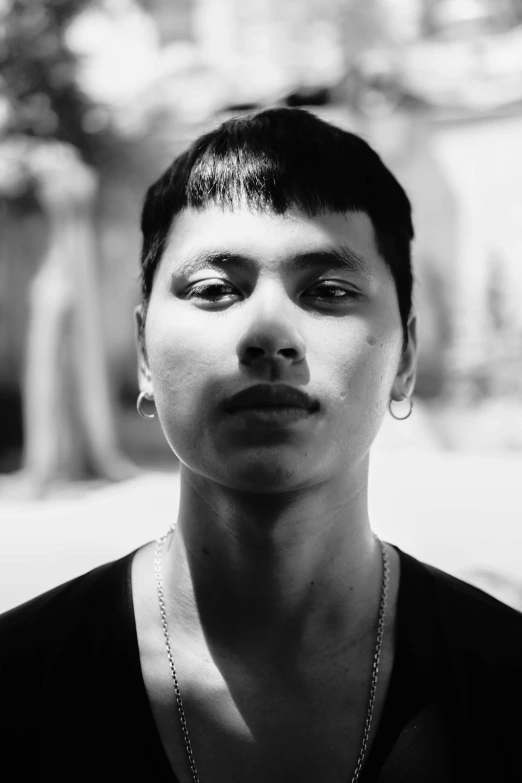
top-left (140, 107), bottom-right (414, 344)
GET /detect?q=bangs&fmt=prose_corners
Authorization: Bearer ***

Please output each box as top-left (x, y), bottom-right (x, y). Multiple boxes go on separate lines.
top-left (140, 108), bottom-right (414, 339)
top-left (182, 113), bottom-right (376, 216)
top-left (148, 108), bottom-right (411, 224)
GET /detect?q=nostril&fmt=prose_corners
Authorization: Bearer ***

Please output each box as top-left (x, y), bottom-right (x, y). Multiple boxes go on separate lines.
top-left (279, 348), bottom-right (298, 360)
top-left (244, 346), bottom-right (265, 360)
top-left (237, 329), bottom-right (306, 365)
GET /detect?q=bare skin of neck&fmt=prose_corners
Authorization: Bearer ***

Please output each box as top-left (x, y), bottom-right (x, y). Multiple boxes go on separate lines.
top-left (132, 457), bottom-right (400, 783)
top-left (163, 458), bottom-right (385, 667)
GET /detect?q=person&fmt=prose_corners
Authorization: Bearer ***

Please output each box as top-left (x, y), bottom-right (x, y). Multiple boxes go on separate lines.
top-left (1, 107), bottom-right (521, 782)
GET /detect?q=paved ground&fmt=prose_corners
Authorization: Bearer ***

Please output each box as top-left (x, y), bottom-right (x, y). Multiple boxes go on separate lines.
top-left (1, 442), bottom-right (521, 614)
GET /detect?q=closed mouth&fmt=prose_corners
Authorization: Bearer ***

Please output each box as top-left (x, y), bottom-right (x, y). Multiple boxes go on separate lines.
top-left (224, 384), bottom-right (319, 413)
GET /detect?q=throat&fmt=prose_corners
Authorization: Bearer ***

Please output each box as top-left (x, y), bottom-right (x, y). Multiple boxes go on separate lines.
top-left (162, 528), bottom-right (389, 682)
top-left (173, 521), bottom-right (382, 657)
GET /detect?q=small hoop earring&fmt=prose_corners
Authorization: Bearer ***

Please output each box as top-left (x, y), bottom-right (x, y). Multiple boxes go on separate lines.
top-left (389, 395), bottom-right (413, 421)
top-left (137, 391), bottom-right (156, 419)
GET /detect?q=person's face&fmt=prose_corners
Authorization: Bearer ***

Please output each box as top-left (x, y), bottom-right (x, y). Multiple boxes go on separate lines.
top-left (136, 204), bottom-right (416, 492)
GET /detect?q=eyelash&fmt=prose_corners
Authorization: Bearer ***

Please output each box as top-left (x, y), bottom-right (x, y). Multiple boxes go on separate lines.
top-left (184, 280), bottom-right (360, 303)
top-left (304, 282), bottom-right (360, 301)
top-left (186, 282), bottom-right (237, 301)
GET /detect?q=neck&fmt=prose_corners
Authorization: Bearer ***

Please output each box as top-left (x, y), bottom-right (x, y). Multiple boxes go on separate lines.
top-left (163, 459), bottom-right (382, 661)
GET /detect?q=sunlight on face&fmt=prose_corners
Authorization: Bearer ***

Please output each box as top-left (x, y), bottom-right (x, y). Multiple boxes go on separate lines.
top-left (141, 204), bottom-right (408, 492)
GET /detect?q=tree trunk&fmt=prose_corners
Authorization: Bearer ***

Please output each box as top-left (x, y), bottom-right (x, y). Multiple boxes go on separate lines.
top-left (20, 149), bottom-right (137, 495)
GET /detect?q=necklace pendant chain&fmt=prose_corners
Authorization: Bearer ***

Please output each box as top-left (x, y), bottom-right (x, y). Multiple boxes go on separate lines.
top-left (154, 527), bottom-right (389, 783)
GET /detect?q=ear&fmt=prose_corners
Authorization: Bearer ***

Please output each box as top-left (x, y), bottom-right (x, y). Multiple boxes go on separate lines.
top-left (390, 313), bottom-right (418, 402)
top-left (134, 305), bottom-right (154, 397)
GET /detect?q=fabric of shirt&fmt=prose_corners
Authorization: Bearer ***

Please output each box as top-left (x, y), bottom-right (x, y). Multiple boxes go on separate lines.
top-left (1, 545), bottom-right (521, 782)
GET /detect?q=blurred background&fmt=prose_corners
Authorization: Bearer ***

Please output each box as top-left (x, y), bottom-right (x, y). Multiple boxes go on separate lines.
top-left (1, 0), bottom-right (521, 612)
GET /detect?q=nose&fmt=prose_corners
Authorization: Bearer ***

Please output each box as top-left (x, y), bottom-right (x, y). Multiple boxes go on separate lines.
top-left (236, 291), bottom-right (306, 367)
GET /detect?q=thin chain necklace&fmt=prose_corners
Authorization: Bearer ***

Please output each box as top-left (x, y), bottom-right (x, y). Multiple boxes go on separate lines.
top-left (154, 527), bottom-right (389, 783)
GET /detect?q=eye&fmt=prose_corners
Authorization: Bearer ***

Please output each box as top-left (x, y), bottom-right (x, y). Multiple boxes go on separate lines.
top-left (304, 281), bottom-right (361, 303)
top-left (185, 280), bottom-right (240, 303)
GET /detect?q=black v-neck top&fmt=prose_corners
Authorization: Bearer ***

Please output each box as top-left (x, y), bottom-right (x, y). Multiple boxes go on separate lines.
top-left (1, 545), bottom-right (521, 782)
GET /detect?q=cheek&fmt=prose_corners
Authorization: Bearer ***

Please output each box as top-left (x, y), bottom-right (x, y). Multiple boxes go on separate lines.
top-left (146, 332), bottom-right (217, 463)
top-left (145, 306), bottom-right (234, 455)
top-left (325, 329), bottom-right (400, 429)
top-left (147, 302), bottom-right (209, 380)
top-left (326, 323), bottom-right (398, 386)
top-left (150, 339), bottom-right (214, 414)
top-left (145, 309), bottom-right (204, 409)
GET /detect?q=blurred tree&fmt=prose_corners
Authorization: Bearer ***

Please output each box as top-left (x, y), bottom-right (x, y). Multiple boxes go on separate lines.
top-left (337, 0), bottom-right (388, 57)
top-left (0, 0), bottom-right (98, 158)
top-left (20, 144), bottom-right (137, 492)
top-left (419, 0), bottom-right (445, 37)
top-left (0, 0), bottom-right (136, 495)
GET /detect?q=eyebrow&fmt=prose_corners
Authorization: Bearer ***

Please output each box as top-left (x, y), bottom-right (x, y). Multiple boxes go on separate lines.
top-left (290, 247), bottom-right (373, 279)
top-left (172, 246), bottom-right (373, 280)
top-left (174, 252), bottom-right (252, 278)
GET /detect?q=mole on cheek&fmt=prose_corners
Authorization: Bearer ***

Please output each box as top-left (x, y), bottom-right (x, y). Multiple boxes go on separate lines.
top-left (366, 335), bottom-right (377, 346)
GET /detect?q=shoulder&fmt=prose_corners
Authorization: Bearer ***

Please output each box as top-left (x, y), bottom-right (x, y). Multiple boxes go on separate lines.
top-left (398, 547), bottom-right (522, 663)
top-left (0, 551), bottom-right (136, 663)
top-left (0, 551), bottom-right (138, 770)
top-left (396, 548), bottom-right (522, 776)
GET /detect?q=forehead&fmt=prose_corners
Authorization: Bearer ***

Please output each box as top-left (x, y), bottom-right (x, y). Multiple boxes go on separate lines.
top-left (160, 204), bottom-right (386, 277)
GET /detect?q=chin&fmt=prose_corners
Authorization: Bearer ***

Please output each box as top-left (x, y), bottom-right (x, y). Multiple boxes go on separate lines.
top-left (215, 454), bottom-right (315, 494)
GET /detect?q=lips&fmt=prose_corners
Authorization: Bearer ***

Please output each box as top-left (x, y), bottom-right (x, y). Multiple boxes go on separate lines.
top-left (224, 384), bottom-right (318, 413)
